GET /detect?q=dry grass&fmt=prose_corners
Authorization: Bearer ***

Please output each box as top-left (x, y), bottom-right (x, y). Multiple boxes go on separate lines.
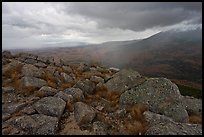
top-left (55, 66), bottom-right (64, 73)
top-left (3, 64), bottom-right (39, 96)
top-left (66, 102), bottom-right (74, 112)
top-left (3, 64), bottom-right (23, 80)
top-left (123, 120), bottom-right (147, 135)
top-left (40, 72), bottom-right (57, 88)
top-left (189, 115), bottom-right (202, 124)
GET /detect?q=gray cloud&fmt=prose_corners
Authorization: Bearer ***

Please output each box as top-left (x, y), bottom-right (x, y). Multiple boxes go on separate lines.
top-left (2, 2), bottom-right (202, 49)
top-left (64, 2), bottom-right (201, 31)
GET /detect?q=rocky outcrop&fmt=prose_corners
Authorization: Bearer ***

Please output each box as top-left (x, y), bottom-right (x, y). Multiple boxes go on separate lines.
top-left (182, 96), bottom-right (202, 116)
top-left (35, 86), bottom-right (58, 97)
top-left (105, 69), bottom-right (146, 94)
top-left (2, 102), bottom-right (27, 114)
top-left (21, 64), bottom-right (45, 78)
top-left (74, 79), bottom-right (95, 95)
top-left (2, 51), bottom-right (202, 135)
top-left (120, 78), bottom-right (189, 123)
top-left (21, 76), bottom-right (47, 88)
top-left (34, 97), bottom-right (66, 118)
top-left (64, 88), bottom-right (84, 102)
top-left (10, 114), bottom-right (59, 135)
top-left (74, 102), bottom-right (96, 126)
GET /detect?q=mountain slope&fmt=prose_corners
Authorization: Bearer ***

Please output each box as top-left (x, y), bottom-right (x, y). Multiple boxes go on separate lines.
top-left (26, 29), bottom-right (202, 89)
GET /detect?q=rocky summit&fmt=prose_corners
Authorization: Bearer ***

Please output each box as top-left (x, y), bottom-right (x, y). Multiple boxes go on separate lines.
top-left (2, 51), bottom-right (202, 135)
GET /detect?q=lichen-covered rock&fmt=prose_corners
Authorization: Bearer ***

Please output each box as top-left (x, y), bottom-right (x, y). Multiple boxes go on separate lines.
top-left (2, 87), bottom-right (15, 93)
top-left (24, 59), bottom-right (37, 64)
top-left (59, 59), bottom-right (70, 66)
top-left (10, 114), bottom-right (58, 135)
top-left (74, 102), bottom-right (96, 126)
top-left (105, 69), bottom-right (146, 94)
top-left (37, 86), bottom-right (58, 97)
top-left (37, 56), bottom-right (54, 64)
top-left (21, 106), bottom-right (36, 115)
top-left (64, 88), bottom-right (84, 102)
top-left (2, 50), bottom-right (13, 59)
top-left (62, 66), bottom-right (73, 74)
top-left (90, 76), bottom-right (104, 83)
top-left (77, 63), bottom-right (90, 72)
top-left (144, 111), bottom-right (202, 135)
top-left (120, 78), bottom-right (188, 123)
top-left (31, 114), bottom-right (59, 135)
top-left (21, 76), bottom-right (47, 88)
top-left (145, 121), bottom-right (202, 135)
top-left (21, 64), bottom-right (45, 78)
top-left (2, 113), bottom-right (11, 122)
top-left (34, 97), bottom-right (66, 118)
top-left (93, 121), bottom-right (108, 135)
top-left (2, 102), bottom-right (27, 114)
top-left (34, 62), bottom-right (47, 68)
top-left (182, 96), bottom-right (202, 115)
top-left (144, 111), bottom-right (175, 127)
top-left (61, 72), bottom-right (73, 83)
top-left (46, 66), bottom-right (56, 75)
top-left (74, 79), bottom-right (95, 95)
top-left (54, 91), bottom-right (73, 103)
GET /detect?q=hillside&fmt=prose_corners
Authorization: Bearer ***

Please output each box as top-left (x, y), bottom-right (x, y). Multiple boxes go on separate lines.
top-left (2, 51), bottom-right (202, 135)
top-left (25, 29), bottom-right (202, 90)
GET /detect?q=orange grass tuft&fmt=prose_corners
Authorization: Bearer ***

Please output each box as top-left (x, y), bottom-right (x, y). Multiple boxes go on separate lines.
top-left (189, 115), bottom-right (202, 124)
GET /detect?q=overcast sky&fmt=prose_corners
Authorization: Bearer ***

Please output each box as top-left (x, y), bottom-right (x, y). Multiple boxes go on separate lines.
top-left (2, 2), bottom-right (202, 50)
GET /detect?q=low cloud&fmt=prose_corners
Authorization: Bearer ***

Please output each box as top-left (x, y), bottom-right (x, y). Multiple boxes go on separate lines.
top-left (2, 2), bottom-right (202, 49)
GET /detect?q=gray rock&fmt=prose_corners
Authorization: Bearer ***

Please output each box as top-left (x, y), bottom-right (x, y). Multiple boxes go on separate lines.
top-left (62, 66), bottom-right (73, 73)
top-left (2, 58), bottom-right (11, 65)
top-left (18, 53), bottom-right (37, 60)
top-left (34, 97), bottom-right (66, 118)
top-left (61, 72), bottom-right (73, 83)
top-left (54, 91), bottom-right (73, 103)
top-left (2, 60), bottom-right (23, 75)
top-left (64, 88), bottom-right (84, 102)
top-left (2, 113), bottom-right (11, 122)
top-left (144, 111), bottom-right (175, 127)
top-left (104, 74), bottom-right (112, 82)
top-left (120, 78), bottom-right (189, 123)
top-left (24, 58), bottom-right (37, 64)
top-left (2, 102), bottom-right (27, 114)
top-left (31, 114), bottom-right (59, 135)
top-left (21, 106), bottom-right (36, 115)
top-left (2, 87), bottom-right (15, 93)
top-left (145, 121), bottom-right (202, 135)
top-left (90, 76), bottom-right (104, 83)
top-left (37, 86), bottom-right (58, 96)
top-left (182, 96), bottom-right (202, 115)
top-left (74, 79), bottom-right (95, 95)
top-left (77, 63), bottom-right (90, 72)
top-left (11, 114), bottom-right (58, 135)
top-left (74, 102), bottom-right (96, 125)
top-left (144, 111), bottom-right (202, 135)
top-left (109, 67), bottom-right (120, 72)
top-left (59, 59), bottom-right (70, 66)
top-left (46, 66), bottom-right (56, 75)
top-left (93, 121), bottom-right (108, 135)
top-left (34, 62), bottom-right (47, 68)
top-left (21, 76), bottom-right (47, 88)
top-left (21, 64), bottom-right (45, 78)
top-left (46, 56), bottom-right (55, 64)
top-left (37, 56), bottom-right (49, 63)
top-left (105, 69), bottom-right (146, 94)
top-left (109, 108), bottom-right (127, 119)
top-left (2, 50), bottom-right (13, 58)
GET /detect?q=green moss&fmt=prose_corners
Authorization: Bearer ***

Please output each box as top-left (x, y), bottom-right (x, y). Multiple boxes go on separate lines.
top-left (177, 84), bottom-right (202, 99)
